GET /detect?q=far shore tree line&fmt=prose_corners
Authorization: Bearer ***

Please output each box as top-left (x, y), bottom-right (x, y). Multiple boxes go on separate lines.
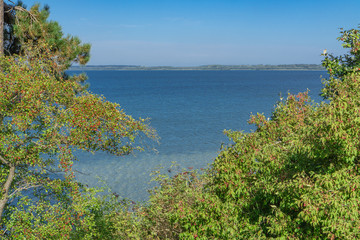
top-left (69, 64), bottom-right (325, 71)
top-left (1, 0), bottom-right (360, 239)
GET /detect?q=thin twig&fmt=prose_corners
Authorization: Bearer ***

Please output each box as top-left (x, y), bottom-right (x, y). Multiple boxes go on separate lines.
top-left (0, 154), bottom-right (10, 166)
top-left (8, 183), bottom-right (42, 199)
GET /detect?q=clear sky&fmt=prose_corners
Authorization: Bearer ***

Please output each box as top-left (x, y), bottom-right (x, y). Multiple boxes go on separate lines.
top-left (23, 0), bottom-right (360, 66)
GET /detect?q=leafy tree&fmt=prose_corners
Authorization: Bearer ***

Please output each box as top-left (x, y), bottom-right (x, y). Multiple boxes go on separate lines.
top-left (0, 42), bottom-right (156, 238)
top-left (0, 3), bottom-right (157, 238)
top-left (138, 26), bottom-right (360, 239)
top-left (322, 26), bottom-right (360, 79)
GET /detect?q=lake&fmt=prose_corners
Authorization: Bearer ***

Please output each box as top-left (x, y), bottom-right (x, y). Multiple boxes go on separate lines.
top-left (68, 70), bottom-right (326, 201)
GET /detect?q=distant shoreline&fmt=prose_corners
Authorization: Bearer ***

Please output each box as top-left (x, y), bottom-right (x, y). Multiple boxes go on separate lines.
top-left (69, 64), bottom-right (325, 71)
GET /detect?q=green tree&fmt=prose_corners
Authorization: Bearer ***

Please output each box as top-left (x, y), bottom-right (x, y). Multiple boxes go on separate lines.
top-left (12, 3), bottom-right (90, 67)
top-left (0, 1), bottom-right (36, 56)
top-left (0, 1), bottom-right (90, 68)
top-left (0, 42), bottom-right (156, 238)
top-left (322, 26), bottom-right (360, 79)
top-left (0, 4), bottom-right (157, 239)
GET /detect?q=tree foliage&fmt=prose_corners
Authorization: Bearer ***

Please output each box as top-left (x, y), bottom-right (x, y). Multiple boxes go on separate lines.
top-left (322, 26), bottom-right (360, 79)
top-left (0, 42), bottom-right (156, 238)
top-left (4, 2), bottom-right (90, 68)
top-left (0, 2), bottom-right (157, 237)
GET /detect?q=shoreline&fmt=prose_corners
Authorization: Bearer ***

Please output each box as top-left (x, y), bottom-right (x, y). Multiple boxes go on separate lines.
top-left (69, 64), bottom-right (325, 72)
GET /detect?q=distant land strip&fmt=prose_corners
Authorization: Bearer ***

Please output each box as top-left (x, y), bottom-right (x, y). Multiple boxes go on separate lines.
top-left (69, 64), bottom-right (325, 71)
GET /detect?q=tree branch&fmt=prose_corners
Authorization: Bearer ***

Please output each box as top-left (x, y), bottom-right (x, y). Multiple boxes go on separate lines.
top-left (32, 140), bottom-right (47, 148)
top-left (8, 182), bottom-right (41, 199)
top-left (13, 5), bottom-right (38, 23)
top-left (0, 154), bottom-right (10, 166)
top-left (0, 165), bottom-right (15, 221)
top-left (4, 1), bottom-right (38, 23)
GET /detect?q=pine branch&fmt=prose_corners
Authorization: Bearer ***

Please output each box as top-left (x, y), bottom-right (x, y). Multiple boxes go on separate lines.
top-left (4, 1), bottom-right (38, 23)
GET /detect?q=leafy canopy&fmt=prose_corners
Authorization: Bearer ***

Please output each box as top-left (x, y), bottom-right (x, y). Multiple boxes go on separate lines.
top-left (0, 2), bottom-right (157, 238)
top-left (0, 41), bottom-right (156, 238)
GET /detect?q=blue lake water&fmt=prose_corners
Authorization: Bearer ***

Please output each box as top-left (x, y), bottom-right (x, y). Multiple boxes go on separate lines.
top-left (68, 70), bottom-right (326, 201)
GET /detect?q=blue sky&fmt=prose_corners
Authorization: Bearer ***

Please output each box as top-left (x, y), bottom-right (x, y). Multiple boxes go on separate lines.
top-left (24, 0), bottom-right (360, 66)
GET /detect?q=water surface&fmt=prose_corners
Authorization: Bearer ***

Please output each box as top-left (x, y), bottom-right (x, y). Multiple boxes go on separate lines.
top-left (68, 70), bottom-right (326, 201)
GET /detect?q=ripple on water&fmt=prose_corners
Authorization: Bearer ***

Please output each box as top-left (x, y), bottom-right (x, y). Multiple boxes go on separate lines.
top-left (73, 151), bottom-right (219, 201)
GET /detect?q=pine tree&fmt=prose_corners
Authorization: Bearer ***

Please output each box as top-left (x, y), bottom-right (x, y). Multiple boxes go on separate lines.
top-left (0, 1), bottom-right (90, 69)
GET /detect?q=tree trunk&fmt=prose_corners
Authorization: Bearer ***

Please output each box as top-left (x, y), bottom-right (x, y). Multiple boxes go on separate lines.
top-left (0, 165), bottom-right (15, 221)
top-left (0, 0), bottom-right (4, 57)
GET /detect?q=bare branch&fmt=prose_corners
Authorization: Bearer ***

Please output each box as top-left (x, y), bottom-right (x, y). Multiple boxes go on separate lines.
top-left (0, 154), bottom-right (10, 166)
top-left (8, 183), bottom-right (42, 199)
top-left (5, 0), bottom-right (15, 4)
top-left (4, 1), bottom-right (39, 23)
top-left (13, 6), bottom-right (38, 23)
top-left (32, 140), bottom-right (47, 148)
